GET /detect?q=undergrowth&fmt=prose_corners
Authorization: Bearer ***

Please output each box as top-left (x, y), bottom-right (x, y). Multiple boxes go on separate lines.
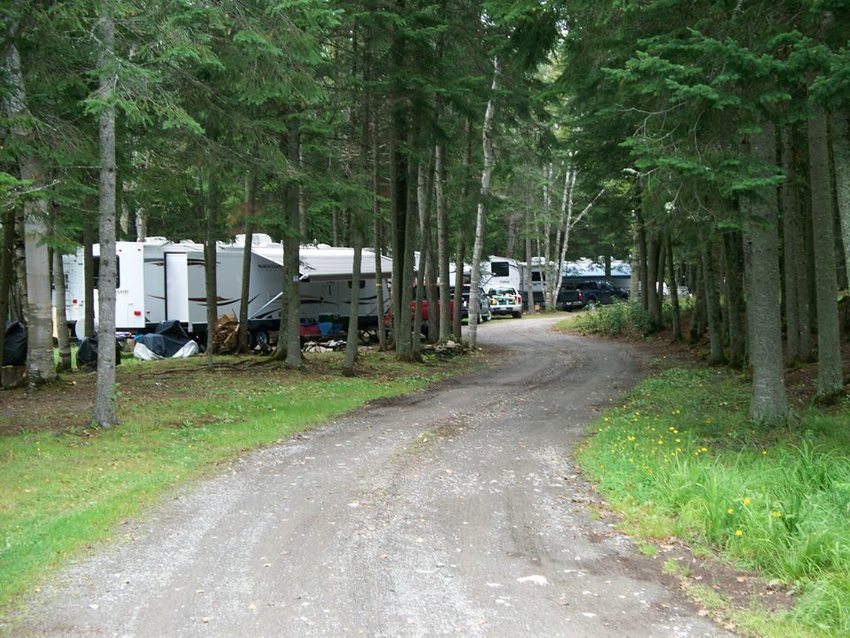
top-left (577, 367), bottom-right (850, 636)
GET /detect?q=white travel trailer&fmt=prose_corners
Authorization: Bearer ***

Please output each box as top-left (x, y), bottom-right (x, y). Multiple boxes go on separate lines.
top-left (480, 256), bottom-right (523, 292)
top-left (63, 236), bottom-right (392, 343)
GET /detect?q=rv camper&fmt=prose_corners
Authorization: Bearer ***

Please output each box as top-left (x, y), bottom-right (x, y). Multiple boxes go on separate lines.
top-left (64, 236), bottom-right (392, 344)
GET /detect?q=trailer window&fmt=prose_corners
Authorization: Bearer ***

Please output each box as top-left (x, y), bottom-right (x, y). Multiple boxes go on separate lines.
top-left (531, 271), bottom-right (542, 282)
top-left (92, 257), bottom-right (120, 288)
top-left (491, 261), bottom-right (510, 277)
top-left (348, 280), bottom-right (366, 289)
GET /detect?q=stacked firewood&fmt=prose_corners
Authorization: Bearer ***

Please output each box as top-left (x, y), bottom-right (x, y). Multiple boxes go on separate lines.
top-left (213, 312), bottom-right (239, 353)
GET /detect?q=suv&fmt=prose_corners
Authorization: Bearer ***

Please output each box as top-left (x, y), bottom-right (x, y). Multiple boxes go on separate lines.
top-left (575, 280), bottom-right (629, 305)
top-left (487, 286), bottom-right (523, 318)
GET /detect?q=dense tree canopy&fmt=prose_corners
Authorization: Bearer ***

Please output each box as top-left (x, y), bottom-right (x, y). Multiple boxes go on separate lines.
top-left (1, 1), bottom-right (848, 424)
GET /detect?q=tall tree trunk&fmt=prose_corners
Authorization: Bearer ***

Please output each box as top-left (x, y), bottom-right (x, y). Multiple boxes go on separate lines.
top-left (831, 113), bottom-right (850, 302)
top-left (745, 122), bottom-right (789, 424)
top-left (808, 107), bottom-right (843, 401)
top-left (93, 0), bottom-right (117, 425)
top-left (204, 171), bottom-right (219, 368)
top-left (468, 58), bottom-right (499, 348)
top-left (665, 231), bottom-right (682, 342)
top-left (83, 219), bottom-right (96, 338)
top-left (281, 121), bottom-right (303, 368)
top-left (399, 127), bottom-right (418, 361)
top-left (2, 34), bottom-right (55, 385)
top-left (635, 210), bottom-right (649, 310)
top-left (237, 170), bottom-right (257, 353)
top-left (646, 229), bottom-right (662, 331)
top-left (689, 259), bottom-right (706, 344)
top-left (452, 237), bottom-right (464, 338)
top-left (436, 142), bottom-right (451, 341)
top-left (344, 224), bottom-right (363, 376)
top-left (780, 125), bottom-right (801, 363)
top-left (0, 209), bottom-right (16, 366)
top-left (52, 205), bottom-right (71, 372)
top-left (722, 231), bottom-right (745, 369)
top-left (524, 189), bottom-right (536, 314)
top-left (700, 233), bottom-right (726, 365)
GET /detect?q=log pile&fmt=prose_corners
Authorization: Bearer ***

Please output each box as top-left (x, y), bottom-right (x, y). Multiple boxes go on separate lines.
top-left (213, 312), bottom-right (239, 354)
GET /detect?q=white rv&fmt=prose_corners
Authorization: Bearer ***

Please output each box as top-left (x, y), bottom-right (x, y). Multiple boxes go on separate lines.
top-left (63, 236), bottom-right (392, 343)
top-left (480, 256), bottom-right (523, 292)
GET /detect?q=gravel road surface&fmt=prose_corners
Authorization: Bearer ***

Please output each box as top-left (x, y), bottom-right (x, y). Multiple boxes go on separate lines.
top-left (10, 316), bottom-right (733, 637)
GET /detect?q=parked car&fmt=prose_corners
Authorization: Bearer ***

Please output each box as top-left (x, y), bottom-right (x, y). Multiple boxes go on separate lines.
top-left (487, 286), bottom-right (523, 318)
top-left (457, 285), bottom-right (492, 323)
top-left (574, 280), bottom-right (629, 305)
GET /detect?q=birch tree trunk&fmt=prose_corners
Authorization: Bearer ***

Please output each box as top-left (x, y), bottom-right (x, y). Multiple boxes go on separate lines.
top-left (808, 107), bottom-right (843, 401)
top-left (2, 33), bottom-right (55, 385)
top-left (52, 208), bottom-right (72, 372)
top-left (468, 58), bottom-right (499, 348)
top-left (93, 0), bottom-right (118, 426)
top-left (745, 122), bottom-right (788, 424)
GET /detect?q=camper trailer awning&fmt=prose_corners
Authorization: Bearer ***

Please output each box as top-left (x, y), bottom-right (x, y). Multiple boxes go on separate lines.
top-left (252, 245), bottom-right (393, 281)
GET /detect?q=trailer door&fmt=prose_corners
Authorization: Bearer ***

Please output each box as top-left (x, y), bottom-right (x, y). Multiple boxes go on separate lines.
top-left (164, 252), bottom-right (190, 322)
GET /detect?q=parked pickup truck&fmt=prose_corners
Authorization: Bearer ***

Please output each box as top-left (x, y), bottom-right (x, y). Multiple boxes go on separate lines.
top-left (555, 285), bottom-right (585, 311)
top-left (574, 280), bottom-right (629, 305)
top-left (487, 286), bottom-right (523, 318)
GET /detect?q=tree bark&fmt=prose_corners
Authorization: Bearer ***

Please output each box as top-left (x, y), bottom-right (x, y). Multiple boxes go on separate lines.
top-left (2, 34), bottom-right (56, 385)
top-left (83, 219), bottom-right (96, 338)
top-left (204, 171), bottom-right (219, 368)
top-left (722, 231), bottom-right (745, 369)
top-left (745, 122), bottom-right (788, 424)
top-left (831, 113), bottom-right (850, 303)
top-left (343, 224), bottom-right (363, 376)
top-left (468, 58), bottom-right (499, 348)
top-left (780, 125), bottom-right (801, 363)
top-left (93, 0), bottom-right (118, 425)
top-left (808, 107), bottom-right (843, 401)
top-left (665, 230), bottom-right (682, 342)
top-left (700, 232), bottom-right (726, 365)
top-left (237, 170), bottom-right (257, 353)
top-left (52, 205), bottom-right (71, 372)
top-left (0, 209), bottom-right (15, 366)
top-left (436, 142), bottom-right (451, 341)
top-left (282, 120), bottom-right (303, 368)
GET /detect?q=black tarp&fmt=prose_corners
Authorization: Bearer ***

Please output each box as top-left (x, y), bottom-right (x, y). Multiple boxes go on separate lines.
top-left (2, 321), bottom-right (27, 366)
top-left (135, 320), bottom-right (193, 357)
top-left (76, 335), bottom-right (122, 367)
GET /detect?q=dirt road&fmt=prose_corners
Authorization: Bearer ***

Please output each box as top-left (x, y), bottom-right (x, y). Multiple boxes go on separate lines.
top-left (11, 317), bottom-right (732, 637)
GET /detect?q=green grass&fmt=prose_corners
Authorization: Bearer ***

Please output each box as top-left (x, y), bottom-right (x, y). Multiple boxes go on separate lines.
top-left (577, 367), bottom-right (850, 636)
top-left (0, 351), bottom-right (463, 614)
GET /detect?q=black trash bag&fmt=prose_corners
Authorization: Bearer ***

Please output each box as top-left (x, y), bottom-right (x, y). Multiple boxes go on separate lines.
top-left (2, 321), bottom-right (27, 366)
top-left (136, 320), bottom-right (193, 357)
top-left (76, 335), bottom-right (122, 368)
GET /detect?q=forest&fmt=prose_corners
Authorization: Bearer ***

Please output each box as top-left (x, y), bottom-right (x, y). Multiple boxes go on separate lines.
top-left (2, 1), bottom-right (849, 428)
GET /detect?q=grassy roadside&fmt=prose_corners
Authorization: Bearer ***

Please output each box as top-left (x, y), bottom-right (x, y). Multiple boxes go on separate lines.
top-left (558, 311), bottom-right (850, 637)
top-left (0, 350), bottom-right (472, 614)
